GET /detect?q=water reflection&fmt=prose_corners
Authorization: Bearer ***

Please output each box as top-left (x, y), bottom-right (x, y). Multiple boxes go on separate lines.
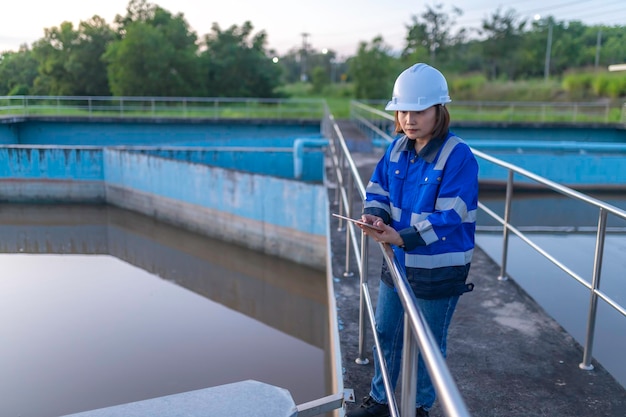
top-left (0, 204), bottom-right (330, 417)
top-left (475, 192), bottom-right (626, 388)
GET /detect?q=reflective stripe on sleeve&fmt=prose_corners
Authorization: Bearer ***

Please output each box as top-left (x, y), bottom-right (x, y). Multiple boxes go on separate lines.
top-left (364, 199), bottom-right (391, 213)
top-left (390, 204), bottom-right (403, 222)
top-left (365, 181), bottom-right (389, 197)
top-left (415, 220), bottom-right (438, 245)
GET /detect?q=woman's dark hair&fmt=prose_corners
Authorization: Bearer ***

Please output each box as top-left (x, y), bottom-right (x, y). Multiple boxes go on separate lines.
top-left (393, 105), bottom-right (450, 139)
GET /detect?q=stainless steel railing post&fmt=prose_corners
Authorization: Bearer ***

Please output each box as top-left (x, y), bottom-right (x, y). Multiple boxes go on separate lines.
top-left (400, 317), bottom-right (418, 417)
top-left (498, 170), bottom-right (514, 281)
top-left (343, 160), bottom-right (355, 278)
top-left (580, 207), bottom-right (608, 370)
top-left (356, 231), bottom-right (370, 364)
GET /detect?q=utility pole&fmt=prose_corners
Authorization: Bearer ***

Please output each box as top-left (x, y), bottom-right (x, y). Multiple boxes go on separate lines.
top-left (595, 29), bottom-right (602, 70)
top-left (544, 23), bottom-right (553, 82)
top-left (534, 15), bottom-right (553, 83)
top-left (300, 32), bottom-right (309, 82)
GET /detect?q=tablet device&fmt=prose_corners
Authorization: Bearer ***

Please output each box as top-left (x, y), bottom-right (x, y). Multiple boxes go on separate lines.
top-left (332, 213), bottom-right (384, 231)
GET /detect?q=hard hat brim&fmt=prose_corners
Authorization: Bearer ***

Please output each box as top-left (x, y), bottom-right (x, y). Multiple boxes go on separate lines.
top-left (385, 101), bottom-right (432, 111)
top-left (385, 99), bottom-right (450, 112)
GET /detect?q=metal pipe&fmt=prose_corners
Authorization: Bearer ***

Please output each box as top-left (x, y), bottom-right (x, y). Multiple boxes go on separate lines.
top-left (293, 138), bottom-right (328, 179)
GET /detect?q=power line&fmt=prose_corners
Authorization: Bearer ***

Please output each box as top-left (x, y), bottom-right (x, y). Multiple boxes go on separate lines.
top-left (288, 1), bottom-right (623, 56)
top-left (454, 0), bottom-right (621, 28)
top-left (517, 0), bottom-right (594, 16)
top-left (555, 5), bottom-right (626, 24)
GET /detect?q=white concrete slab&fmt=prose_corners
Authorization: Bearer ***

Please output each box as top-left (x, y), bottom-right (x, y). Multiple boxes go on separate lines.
top-left (60, 380), bottom-right (298, 417)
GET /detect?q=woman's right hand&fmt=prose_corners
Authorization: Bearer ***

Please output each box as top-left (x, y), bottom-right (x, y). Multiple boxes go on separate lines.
top-left (357, 214), bottom-right (385, 237)
top-left (359, 215), bottom-right (404, 248)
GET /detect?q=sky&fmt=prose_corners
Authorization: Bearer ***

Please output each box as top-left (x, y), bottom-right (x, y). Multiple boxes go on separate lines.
top-left (1, 0), bottom-right (623, 58)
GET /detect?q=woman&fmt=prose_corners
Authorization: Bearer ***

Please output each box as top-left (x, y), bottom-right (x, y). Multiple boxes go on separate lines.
top-left (348, 63), bottom-right (479, 417)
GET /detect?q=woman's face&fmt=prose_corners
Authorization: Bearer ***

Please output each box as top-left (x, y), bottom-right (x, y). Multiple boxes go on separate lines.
top-left (398, 106), bottom-right (437, 141)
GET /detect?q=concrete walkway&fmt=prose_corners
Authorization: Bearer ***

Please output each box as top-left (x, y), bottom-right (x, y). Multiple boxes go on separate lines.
top-left (330, 121), bottom-right (626, 417)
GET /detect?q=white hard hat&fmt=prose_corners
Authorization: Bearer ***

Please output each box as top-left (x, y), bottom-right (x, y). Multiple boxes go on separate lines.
top-left (385, 63), bottom-right (451, 111)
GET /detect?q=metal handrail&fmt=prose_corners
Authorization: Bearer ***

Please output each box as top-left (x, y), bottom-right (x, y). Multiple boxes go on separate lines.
top-left (0, 96), bottom-right (327, 120)
top-left (322, 110), bottom-right (472, 417)
top-left (349, 100), bottom-right (626, 374)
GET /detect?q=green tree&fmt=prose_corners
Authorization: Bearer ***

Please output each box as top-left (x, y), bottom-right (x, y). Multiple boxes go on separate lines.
top-left (0, 46), bottom-right (38, 95)
top-left (514, 17), bottom-right (551, 79)
top-left (349, 36), bottom-right (399, 100)
top-left (402, 18), bottom-right (429, 64)
top-left (105, 1), bottom-right (200, 96)
top-left (405, 4), bottom-right (464, 66)
top-left (31, 21), bottom-right (80, 95)
top-left (598, 26), bottom-right (626, 67)
top-left (278, 48), bottom-right (305, 84)
top-left (311, 66), bottom-right (329, 94)
top-left (560, 22), bottom-right (598, 69)
top-left (480, 8), bottom-right (526, 79)
top-left (30, 16), bottom-right (114, 95)
top-left (199, 21), bottom-right (282, 97)
top-left (445, 39), bottom-right (484, 75)
top-left (550, 21), bottom-right (586, 76)
top-left (72, 16), bottom-right (117, 95)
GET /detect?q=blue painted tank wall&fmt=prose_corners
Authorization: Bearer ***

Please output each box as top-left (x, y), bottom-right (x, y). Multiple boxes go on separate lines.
top-left (103, 149), bottom-right (327, 268)
top-left (0, 122), bottom-right (18, 144)
top-left (469, 140), bottom-right (626, 187)
top-left (442, 124), bottom-right (626, 188)
top-left (0, 117), bottom-right (328, 268)
top-left (10, 119), bottom-right (322, 146)
top-left (136, 148), bottom-right (324, 181)
top-left (452, 124), bottom-right (626, 143)
top-left (0, 145), bottom-right (327, 268)
top-left (104, 149), bottom-right (326, 234)
top-left (0, 147), bottom-right (103, 179)
top-left (0, 146), bottom-right (324, 183)
top-left (0, 118), bottom-right (326, 182)
top-left (0, 147), bottom-right (106, 202)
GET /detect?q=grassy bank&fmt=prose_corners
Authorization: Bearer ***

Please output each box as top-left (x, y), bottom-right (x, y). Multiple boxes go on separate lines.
top-left (277, 75), bottom-right (626, 121)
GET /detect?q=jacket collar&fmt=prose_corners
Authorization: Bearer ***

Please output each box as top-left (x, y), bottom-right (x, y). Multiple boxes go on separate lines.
top-left (403, 132), bottom-right (449, 163)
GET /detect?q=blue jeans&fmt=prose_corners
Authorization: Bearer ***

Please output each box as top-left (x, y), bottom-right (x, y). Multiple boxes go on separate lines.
top-left (369, 279), bottom-right (459, 411)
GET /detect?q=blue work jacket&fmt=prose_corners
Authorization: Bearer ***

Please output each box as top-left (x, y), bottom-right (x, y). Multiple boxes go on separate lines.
top-left (363, 131), bottom-right (479, 299)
